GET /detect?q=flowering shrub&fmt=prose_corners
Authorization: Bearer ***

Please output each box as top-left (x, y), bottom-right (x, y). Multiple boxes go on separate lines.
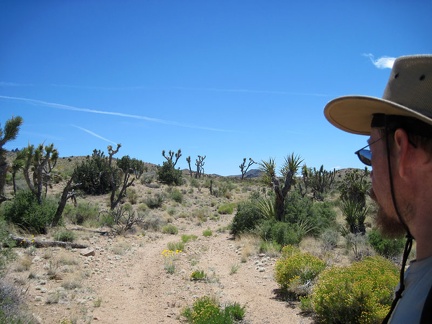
top-left (161, 249), bottom-right (182, 274)
top-left (274, 248), bottom-right (326, 296)
top-left (310, 256), bottom-right (398, 323)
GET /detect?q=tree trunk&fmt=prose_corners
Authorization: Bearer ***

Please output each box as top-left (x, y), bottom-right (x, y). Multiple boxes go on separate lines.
top-left (0, 159), bottom-right (7, 196)
top-left (52, 177), bottom-right (74, 227)
top-left (9, 235), bottom-right (88, 249)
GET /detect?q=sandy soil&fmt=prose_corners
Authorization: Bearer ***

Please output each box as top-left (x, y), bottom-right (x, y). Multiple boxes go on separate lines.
top-left (6, 212), bottom-right (313, 324)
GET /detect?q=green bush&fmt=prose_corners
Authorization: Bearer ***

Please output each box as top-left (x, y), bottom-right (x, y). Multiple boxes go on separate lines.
top-left (162, 224), bottom-right (178, 235)
top-left (144, 193), bottom-right (164, 209)
top-left (203, 228), bottom-right (212, 237)
top-left (157, 161), bottom-right (183, 186)
top-left (169, 188), bottom-right (183, 203)
top-left (53, 230), bottom-right (75, 242)
top-left (311, 256), bottom-right (398, 323)
top-left (181, 234), bottom-right (198, 243)
top-left (2, 191), bottom-right (57, 234)
top-left (230, 201), bottom-right (263, 236)
top-left (182, 296), bottom-right (245, 324)
top-left (167, 241), bottom-right (184, 252)
top-left (63, 202), bottom-right (100, 226)
top-left (275, 249), bottom-right (326, 296)
top-left (217, 203), bottom-right (236, 215)
top-left (190, 270), bottom-right (207, 281)
top-left (284, 191), bottom-right (336, 237)
top-left (368, 228), bottom-right (404, 258)
top-left (259, 220), bottom-right (301, 246)
top-left (0, 217), bottom-right (15, 272)
top-left (72, 151), bottom-right (112, 195)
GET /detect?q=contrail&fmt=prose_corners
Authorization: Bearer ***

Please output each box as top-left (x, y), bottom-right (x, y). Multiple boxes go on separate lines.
top-left (0, 95), bottom-right (233, 132)
top-left (71, 125), bottom-right (117, 145)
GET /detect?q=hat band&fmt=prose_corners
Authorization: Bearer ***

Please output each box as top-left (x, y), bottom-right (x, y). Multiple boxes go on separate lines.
top-left (371, 114), bottom-right (432, 138)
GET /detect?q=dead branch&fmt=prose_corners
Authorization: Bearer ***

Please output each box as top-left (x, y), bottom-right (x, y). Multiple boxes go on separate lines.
top-left (9, 235), bottom-right (88, 249)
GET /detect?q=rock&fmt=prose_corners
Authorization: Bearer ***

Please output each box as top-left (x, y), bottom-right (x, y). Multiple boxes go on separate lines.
top-left (80, 248), bottom-right (96, 257)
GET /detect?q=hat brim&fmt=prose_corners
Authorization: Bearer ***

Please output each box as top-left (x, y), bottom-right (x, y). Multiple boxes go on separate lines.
top-left (324, 96), bottom-right (432, 135)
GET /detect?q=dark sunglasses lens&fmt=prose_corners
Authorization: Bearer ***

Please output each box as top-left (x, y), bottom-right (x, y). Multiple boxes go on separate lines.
top-left (356, 149), bottom-right (371, 166)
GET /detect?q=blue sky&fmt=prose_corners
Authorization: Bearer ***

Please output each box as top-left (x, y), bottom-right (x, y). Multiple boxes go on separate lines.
top-left (1, 1), bottom-right (431, 176)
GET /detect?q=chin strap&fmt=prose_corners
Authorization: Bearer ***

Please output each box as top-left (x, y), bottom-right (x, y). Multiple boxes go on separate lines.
top-left (382, 117), bottom-right (414, 323)
top-left (382, 235), bottom-right (413, 323)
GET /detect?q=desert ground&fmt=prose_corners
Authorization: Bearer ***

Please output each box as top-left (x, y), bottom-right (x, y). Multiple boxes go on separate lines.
top-left (3, 166), bottom-right (318, 324)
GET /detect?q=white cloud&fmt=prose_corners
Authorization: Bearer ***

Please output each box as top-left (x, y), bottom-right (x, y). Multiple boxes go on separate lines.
top-left (363, 53), bottom-right (396, 69)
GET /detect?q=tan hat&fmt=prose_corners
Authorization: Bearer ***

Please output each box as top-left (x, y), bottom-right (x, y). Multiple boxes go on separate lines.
top-left (324, 54), bottom-right (432, 135)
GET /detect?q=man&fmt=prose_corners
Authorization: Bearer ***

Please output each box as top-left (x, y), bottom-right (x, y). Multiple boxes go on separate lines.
top-left (324, 54), bottom-right (432, 323)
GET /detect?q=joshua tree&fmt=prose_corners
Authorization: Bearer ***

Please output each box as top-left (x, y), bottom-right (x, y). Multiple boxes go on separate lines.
top-left (110, 154), bottom-right (146, 210)
top-left (162, 149), bottom-right (182, 167)
top-left (260, 153), bottom-right (302, 222)
top-left (186, 156), bottom-right (193, 177)
top-left (300, 165), bottom-right (336, 200)
top-left (239, 157), bottom-right (256, 180)
top-left (22, 143), bottom-right (58, 204)
top-left (11, 149), bottom-right (26, 195)
top-left (0, 116), bottom-right (23, 198)
top-left (195, 155), bottom-right (206, 178)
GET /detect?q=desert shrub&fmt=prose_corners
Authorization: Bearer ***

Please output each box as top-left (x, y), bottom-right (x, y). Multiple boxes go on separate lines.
top-left (258, 241), bottom-right (281, 256)
top-left (190, 270), bottom-right (207, 281)
top-left (189, 178), bottom-right (200, 188)
top-left (320, 228), bottom-right (340, 251)
top-left (141, 214), bottom-right (166, 231)
top-left (182, 296), bottom-right (245, 324)
top-left (192, 208), bottom-right (209, 223)
top-left (126, 187), bottom-right (138, 204)
top-left (2, 190), bottom-right (57, 234)
top-left (258, 220), bottom-right (301, 246)
top-left (162, 224), bottom-right (178, 235)
top-left (202, 228), bottom-right (212, 237)
top-left (230, 201), bottom-right (263, 236)
top-left (310, 256), bottom-right (398, 323)
top-left (53, 230), bottom-right (75, 242)
top-left (211, 180), bottom-right (236, 198)
top-left (280, 244), bottom-right (301, 258)
top-left (157, 161), bottom-right (183, 186)
top-left (368, 228), bottom-right (405, 258)
top-left (167, 241), bottom-right (184, 252)
top-left (0, 218), bottom-right (15, 272)
top-left (144, 193), bottom-right (164, 209)
top-left (284, 191), bottom-right (336, 237)
top-left (275, 249), bottom-right (326, 297)
top-left (63, 202), bottom-right (99, 226)
top-left (103, 205), bottom-right (145, 234)
top-left (72, 152), bottom-right (112, 195)
top-left (181, 234), bottom-right (198, 243)
top-left (217, 203), bottom-right (236, 215)
top-left (169, 188), bottom-right (183, 203)
top-left (0, 279), bottom-right (37, 323)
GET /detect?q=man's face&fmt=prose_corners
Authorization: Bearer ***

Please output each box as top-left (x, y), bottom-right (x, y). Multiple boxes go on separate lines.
top-left (368, 128), bottom-right (406, 238)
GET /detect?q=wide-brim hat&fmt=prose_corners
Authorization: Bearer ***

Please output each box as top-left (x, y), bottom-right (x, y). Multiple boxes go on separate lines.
top-left (324, 54), bottom-right (432, 135)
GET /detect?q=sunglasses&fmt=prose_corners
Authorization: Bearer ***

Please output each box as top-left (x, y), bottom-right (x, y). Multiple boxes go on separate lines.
top-left (354, 137), bottom-right (383, 166)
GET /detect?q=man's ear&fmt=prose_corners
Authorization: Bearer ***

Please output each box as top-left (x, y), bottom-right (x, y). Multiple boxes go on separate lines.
top-left (393, 128), bottom-right (413, 178)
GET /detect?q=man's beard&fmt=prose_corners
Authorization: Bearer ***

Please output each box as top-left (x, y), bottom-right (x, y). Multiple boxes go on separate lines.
top-left (369, 188), bottom-right (406, 238)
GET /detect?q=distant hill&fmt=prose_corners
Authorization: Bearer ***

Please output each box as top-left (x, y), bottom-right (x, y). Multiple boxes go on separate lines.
top-left (228, 168), bottom-right (263, 179)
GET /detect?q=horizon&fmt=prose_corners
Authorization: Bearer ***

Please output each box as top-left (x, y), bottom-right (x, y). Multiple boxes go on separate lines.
top-left (1, 1), bottom-right (431, 176)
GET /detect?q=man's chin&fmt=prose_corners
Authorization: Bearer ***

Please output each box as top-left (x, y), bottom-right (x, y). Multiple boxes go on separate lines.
top-left (375, 209), bottom-right (406, 238)
top-left (369, 189), bottom-right (406, 238)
